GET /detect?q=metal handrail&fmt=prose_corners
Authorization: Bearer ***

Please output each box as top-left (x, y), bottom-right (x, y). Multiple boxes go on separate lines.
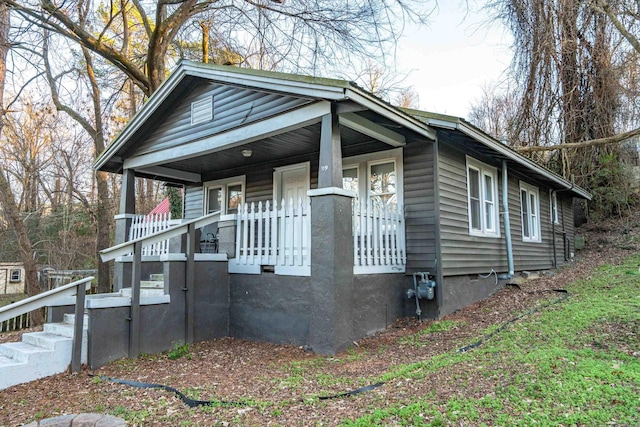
top-left (99, 210), bottom-right (222, 262)
top-left (0, 276), bottom-right (93, 372)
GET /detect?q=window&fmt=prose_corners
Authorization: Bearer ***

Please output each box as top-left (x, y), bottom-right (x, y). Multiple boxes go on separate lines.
top-left (204, 176), bottom-right (245, 215)
top-left (369, 160), bottom-right (397, 207)
top-left (341, 148), bottom-right (403, 208)
top-left (550, 191), bottom-right (559, 224)
top-left (342, 166), bottom-right (359, 193)
top-left (521, 182), bottom-right (541, 242)
top-left (466, 157), bottom-right (500, 237)
top-left (10, 269), bottom-right (21, 282)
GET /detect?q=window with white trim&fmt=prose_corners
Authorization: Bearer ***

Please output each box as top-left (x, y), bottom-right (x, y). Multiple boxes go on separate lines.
top-left (369, 159), bottom-right (397, 208)
top-left (521, 182), bottom-right (541, 242)
top-left (342, 166), bottom-right (359, 193)
top-left (550, 191), bottom-right (559, 224)
top-left (342, 148), bottom-right (403, 208)
top-left (466, 157), bottom-right (500, 237)
top-left (204, 176), bottom-right (245, 215)
top-left (10, 269), bottom-right (21, 282)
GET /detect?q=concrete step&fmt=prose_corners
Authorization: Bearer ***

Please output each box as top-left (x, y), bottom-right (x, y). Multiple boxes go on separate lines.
top-left (140, 280), bottom-right (164, 289)
top-left (0, 341), bottom-right (55, 364)
top-left (0, 314), bottom-right (89, 390)
top-left (119, 287), bottom-right (165, 297)
top-left (23, 332), bottom-right (72, 351)
top-left (149, 273), bottom-right (164, 282)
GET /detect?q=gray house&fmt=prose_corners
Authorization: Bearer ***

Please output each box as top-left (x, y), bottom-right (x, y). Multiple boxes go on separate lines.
top-left (93, 60), bottom-right (590, 362)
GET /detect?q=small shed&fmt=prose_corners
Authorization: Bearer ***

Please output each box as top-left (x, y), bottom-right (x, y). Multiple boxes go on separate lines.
top-left (0, 263), bottom-right (26, 295)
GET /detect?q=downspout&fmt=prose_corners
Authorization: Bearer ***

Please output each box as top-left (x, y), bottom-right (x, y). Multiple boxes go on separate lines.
top-left (501, 160), bottom-right (514, 278)
top-left (551, 190), bottom-right (557, 269)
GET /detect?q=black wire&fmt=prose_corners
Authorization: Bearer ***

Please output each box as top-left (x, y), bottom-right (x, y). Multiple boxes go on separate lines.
top-left (456, 289), bottom-right (569, 353)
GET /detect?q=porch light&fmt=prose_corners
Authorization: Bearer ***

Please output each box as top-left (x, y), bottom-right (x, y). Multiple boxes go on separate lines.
top-left (241, 149), bottom-right (252, 158)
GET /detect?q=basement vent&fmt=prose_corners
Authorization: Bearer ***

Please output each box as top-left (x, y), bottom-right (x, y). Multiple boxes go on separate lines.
top-left (191, 96), bottom-right (213, 125)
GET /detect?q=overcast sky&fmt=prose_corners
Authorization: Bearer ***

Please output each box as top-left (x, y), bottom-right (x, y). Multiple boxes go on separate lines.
top-left (395, 2), bottom-right (513, 119)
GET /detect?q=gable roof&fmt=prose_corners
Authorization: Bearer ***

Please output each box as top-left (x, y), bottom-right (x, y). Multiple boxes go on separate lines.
top-left (94, 60), bottom-right (435, 173)
top-left (403, 109), bottom-right (592, 200)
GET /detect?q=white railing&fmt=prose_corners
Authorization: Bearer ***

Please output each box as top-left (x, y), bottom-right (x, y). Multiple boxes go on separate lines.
top-left (231, 198), bottom-right (311, 276)
top-left (128, 213), bottom-right (175, 256)
top-left (353, 201), bottom-right (406, 274)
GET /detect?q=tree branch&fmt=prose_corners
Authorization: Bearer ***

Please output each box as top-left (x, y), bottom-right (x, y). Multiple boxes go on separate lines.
top-left (516, 127), bottom-right (640, 153)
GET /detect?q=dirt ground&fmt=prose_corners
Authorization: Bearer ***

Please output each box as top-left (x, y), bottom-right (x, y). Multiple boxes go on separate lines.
top-left (0, 213), bottom-right (638, 426)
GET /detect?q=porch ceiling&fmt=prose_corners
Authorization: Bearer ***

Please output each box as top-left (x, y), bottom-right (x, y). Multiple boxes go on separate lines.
top-left (134, 121), bottom-right (393, 184)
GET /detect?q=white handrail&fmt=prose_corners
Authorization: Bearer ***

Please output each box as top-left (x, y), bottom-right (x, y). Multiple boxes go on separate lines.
top-left (0, 276), bottom-right (94, 324)
top-left (100, 211), bottom-right (221, 262)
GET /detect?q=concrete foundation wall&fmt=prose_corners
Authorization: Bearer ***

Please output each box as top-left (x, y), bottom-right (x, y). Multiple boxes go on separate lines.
top-left (438, 274), bottom-right (503, 318)
top-left (87, 260), bottom-right (229, 369)
top-left (351, 274), bottom-right (408, 339)
top-left (229, 274), bottom-right (311, 346)
top-left (85, 263), bottom-right (508, 367)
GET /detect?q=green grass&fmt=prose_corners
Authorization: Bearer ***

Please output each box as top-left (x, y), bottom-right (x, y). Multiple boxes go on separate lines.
top-left (399, 320), bottom-right (466, 347)
top-left (342, 254), bottom-right (640, 426)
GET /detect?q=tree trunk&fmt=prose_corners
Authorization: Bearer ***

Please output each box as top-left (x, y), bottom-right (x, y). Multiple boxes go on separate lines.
top-left (0, 2), bottom-right (43, 324)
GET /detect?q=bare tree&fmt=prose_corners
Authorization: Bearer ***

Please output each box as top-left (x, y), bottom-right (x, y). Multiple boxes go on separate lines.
top-left (5, 0), bottom-right (433, 96)
top-left (483, 0), bottom-right (637, 216)
top-left (0, 2), bottom-right (43, 322)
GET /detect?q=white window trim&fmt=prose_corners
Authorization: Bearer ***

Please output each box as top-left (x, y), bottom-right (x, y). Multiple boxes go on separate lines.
top-left (342, 148), bottom-right (404, 208)
top-left (520, 181), bottom-right (541, 243)
top-left (203, 175), bottom-right (246, 215)
top-left (550, 190), bottom-right (560, 224)
top-left (9, 269), bottom-right (21, 282)
top-left (466, 156), bottom-right (500, 238)
top-left (368, 158), bottom-right (398, 206)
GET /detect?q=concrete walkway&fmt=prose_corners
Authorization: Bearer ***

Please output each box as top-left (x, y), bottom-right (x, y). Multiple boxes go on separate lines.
top-left (23, 413), bottom-right (126, 426)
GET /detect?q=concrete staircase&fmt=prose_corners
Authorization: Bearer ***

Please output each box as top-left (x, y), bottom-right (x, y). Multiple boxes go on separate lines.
top-left (0, 313), bottom-right (88, 390)
top-left (0, 273), bottom-right (167, 390)
top-left (118, 273), bottom-right (166, 297)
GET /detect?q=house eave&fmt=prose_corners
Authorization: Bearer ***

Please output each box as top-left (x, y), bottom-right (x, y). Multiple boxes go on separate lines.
top-left (407, 109), bottom-right (592, 200)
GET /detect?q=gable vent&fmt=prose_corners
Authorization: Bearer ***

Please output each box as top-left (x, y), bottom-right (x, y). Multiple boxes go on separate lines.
top-left (191, 96), bottom-right (213, 125)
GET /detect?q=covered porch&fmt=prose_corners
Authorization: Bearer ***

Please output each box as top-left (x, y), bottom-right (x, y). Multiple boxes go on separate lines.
top-left (97, 61), bottom-right (435, 355)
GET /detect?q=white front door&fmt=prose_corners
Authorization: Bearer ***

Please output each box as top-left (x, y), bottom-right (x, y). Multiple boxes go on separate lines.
top-left (274, 162), bottom-right (310, 204)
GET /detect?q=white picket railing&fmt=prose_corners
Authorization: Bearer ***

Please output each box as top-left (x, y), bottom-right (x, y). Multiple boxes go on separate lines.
top-left (352, 201), bottom-right (406, 274)
top-left (231, 199), bottom-right (311, 276)
top-left (128, 213), bottom-right (174, 256)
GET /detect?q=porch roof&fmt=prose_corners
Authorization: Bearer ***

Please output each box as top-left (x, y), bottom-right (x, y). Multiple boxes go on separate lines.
top-left (94, 61), bottom-right (436, 180)
top-left (404, 109), bottom-right (592, 200)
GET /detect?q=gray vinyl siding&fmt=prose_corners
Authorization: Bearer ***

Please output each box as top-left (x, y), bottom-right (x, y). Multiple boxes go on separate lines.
top-left (131, 82), bottom-right (311, 157)
top-left (403, 139), bottom-right (437, 274)
top-left (438, 143), bottom-right (508, 276)
top-left (183, 185), bottom-right (204, 220)
top-left (438, 142), bottom-right (576, 277)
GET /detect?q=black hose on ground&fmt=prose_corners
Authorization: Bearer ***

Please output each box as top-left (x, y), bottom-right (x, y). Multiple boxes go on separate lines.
top-left (456, 288), bottom-right (569, 353)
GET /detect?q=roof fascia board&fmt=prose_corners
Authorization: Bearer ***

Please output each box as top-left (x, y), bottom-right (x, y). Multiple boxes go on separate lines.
top-left (456, 122), bottom-right (592, 199)
top-left (123, 101), bottom-right (331, 170)
top-left (136, 166), bottom-right (201, 183)
top-left (345, 89), bottom-right (436, 140)
top-left (95, 66), bottom-right (188, 171)
top-left (339, 112), bottom-right (406, 147)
